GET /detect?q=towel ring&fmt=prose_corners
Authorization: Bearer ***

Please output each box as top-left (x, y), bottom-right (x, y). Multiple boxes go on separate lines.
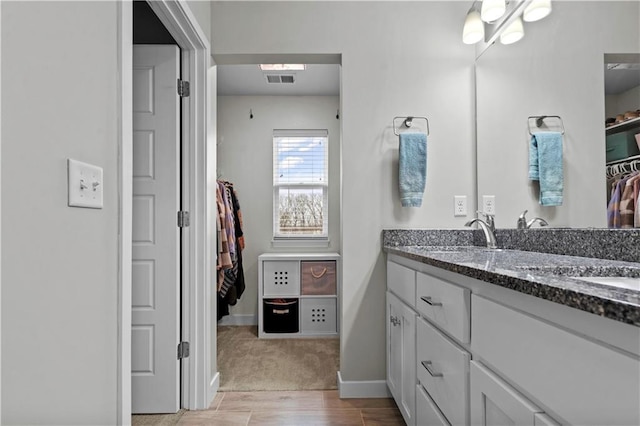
top-left (527, 115), bottom-right (565, 135)
top-left (393, 116), bottom-right (430, 136)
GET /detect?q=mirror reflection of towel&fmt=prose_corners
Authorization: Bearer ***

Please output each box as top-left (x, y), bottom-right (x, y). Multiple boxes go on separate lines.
top-left (529, 132), bottom-right (563, 206)
top-left (399, 133), bottom-right (427, 207)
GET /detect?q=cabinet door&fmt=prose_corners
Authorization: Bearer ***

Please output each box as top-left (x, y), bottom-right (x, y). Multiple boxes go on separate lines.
top-left (387, 292), bottom-right (401, 401)
top-left (470, 361), bottom-right (544, 426)
top-left (387, 292), bottom-right (417, 426)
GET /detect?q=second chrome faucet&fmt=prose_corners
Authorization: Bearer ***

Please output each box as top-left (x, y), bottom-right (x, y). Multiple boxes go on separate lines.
top-left (517, 210), bottom-right (549, 229)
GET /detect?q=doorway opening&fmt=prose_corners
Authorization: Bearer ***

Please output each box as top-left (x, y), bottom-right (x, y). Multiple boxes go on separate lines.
top-left (131, 0), bottom-right (183, 415)
top-left (119, 0), bottom-right (213, 421)
top-left (214, 57), bottom-right (342, 392)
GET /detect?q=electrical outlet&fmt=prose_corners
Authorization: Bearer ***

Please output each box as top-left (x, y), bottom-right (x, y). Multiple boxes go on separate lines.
top-left (454, 195), bottom-right (467, 216)
top-left (483, 195), bottom-right (496, 215)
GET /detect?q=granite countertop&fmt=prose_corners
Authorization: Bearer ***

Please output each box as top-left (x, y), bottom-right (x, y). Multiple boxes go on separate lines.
top-left (384, 245), bottom-right (640, 327)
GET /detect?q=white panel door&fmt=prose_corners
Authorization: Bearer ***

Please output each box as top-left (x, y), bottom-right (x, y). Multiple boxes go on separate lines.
top-left (132, 44), bottom-right (180, 414)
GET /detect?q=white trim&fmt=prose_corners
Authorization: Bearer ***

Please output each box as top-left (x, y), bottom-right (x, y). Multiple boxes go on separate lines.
top-left (118, 0), bottom-right (214, 420)
top-left (117, 1), bottom-right (133, 424)
top-left (217, 314), bottom-right (258, 326)
top-left (337, 371), bottom-right (391, 398)
top-left (208, 372), bottom-right (220, 407)
top-left (145, 0), bottom-right (212, 411)
top-left (0, 1), bottom-right (3, 419)
top-left (271, 238), bottom-right (330, 249)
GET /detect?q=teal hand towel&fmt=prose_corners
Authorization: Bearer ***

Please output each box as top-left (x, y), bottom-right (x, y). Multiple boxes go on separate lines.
top-left (529, 132), bottom-right (563, 206)
top-left (399, 132), bottom-right (427, 207)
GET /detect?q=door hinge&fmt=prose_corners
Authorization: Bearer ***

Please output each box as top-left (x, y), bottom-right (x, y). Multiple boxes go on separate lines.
top-left (178, 342), bottom-right (190, 360)
top-left (177, 79), bottom-right (190, 97)
top-left (178, 211), bottom-right (190, 228)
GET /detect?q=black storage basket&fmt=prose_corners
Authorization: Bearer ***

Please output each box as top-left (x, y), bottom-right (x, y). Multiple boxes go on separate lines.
top-left (263, 298), bottom-right (299, 333)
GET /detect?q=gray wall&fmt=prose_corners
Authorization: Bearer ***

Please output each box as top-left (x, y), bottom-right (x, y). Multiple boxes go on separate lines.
top-left (2, 1), bottom-right (119, 423)
top-left (1, 0), bottom-right (213, 423)
top-left (211, 1), bottom-right (476, 383)
top-left (187, 0), bottom-right (211, 47)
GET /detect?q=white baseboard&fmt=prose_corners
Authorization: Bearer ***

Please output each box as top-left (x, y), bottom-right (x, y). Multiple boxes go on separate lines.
top-left (337, 371), bottom-right (391, 398)
top-left (207, 372), bottom-right (220, 407)
top-left (217, 314), bottom-right (258, 326)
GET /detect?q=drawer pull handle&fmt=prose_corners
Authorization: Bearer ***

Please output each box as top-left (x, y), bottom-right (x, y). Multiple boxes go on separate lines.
top-left (421, 360), bottom-right (443, 378)
top-left (421, 296), bottom-right (443, 307)
top-left (390, 315), bottom-right (401, 326)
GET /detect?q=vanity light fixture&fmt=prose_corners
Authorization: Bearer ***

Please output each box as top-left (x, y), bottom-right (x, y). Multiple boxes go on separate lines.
top-left (462, 7), bottom-right (484, 44)
top-left (463, 7), bottom-right (485, 44)
top-left (523, 0), bottom-right (552, 22)
top-left (481, 0), bottom-right (506, 23)
top-left (500, 15), bottom-right (525, 44)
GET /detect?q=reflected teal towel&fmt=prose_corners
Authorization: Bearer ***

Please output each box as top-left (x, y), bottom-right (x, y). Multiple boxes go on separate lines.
top-left (529, 132), bottom-right (563, 206)
top-left (399, 132), bottom-right (427, 207)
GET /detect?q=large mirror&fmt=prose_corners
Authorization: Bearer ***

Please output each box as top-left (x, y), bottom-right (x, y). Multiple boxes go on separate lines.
top-left (475, 1), bottom-right (640, 228)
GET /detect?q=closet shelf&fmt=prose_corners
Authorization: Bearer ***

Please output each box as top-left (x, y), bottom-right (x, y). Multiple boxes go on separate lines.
top-left (606, 116), bottom-right (640, 134)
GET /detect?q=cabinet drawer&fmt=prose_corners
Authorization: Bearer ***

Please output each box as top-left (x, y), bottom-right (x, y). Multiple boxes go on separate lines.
top-left (416, 384), bottom-right (450, 426)
top-left (472, 295), bottom-right (640, 426)
top-left (416, 272), bottom-right (470, 343)
top-left (417, 317), bottom-right (470, 426)
top-left (300, 298), bottom-right (337, 334)
top-left (387, 261), bottom-right (416, 308)
top-left (263, 260), bottom-right (300, 296)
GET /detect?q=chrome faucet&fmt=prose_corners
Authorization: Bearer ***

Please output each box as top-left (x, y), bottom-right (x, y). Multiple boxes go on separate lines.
top-left (517, 210), bottom-right (549, 229)
top-left (465, 212), bottom-right (498, 249)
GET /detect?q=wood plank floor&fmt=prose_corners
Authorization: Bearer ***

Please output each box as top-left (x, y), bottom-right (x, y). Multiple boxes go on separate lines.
top-left (133, 390), bottom-right (404, 425)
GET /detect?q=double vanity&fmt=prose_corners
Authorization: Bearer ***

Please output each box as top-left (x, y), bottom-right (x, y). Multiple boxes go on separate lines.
top-left (384, 229), bottom-right (640, 426)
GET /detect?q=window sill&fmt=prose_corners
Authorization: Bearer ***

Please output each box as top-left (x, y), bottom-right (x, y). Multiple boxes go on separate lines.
top-left (271, 238), bottom-right (330, 249)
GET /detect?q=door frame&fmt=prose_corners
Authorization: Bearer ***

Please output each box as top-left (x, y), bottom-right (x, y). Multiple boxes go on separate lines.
top-left (117, 1), bottom-right (214, 423)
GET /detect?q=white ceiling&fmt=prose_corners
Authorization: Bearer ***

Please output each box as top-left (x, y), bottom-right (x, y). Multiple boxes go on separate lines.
top-left (604, 65), bottom-right (640, 95)
top-left (217, 64), bottom-right (340, 96)
top-left (216, 62), bottom-right (639, 98)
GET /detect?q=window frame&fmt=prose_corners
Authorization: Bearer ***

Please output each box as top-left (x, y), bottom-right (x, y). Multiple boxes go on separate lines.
top-left (272, 129), bottom-right (329, 243)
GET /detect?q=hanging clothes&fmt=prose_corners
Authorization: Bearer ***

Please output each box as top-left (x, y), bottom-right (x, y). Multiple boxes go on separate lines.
top-left (607, 170), bottom-right (640, 229)
top-left (216, 180), bottom-right (247, 320)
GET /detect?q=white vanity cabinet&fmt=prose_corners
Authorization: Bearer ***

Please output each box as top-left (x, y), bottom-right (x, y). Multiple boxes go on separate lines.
top-left (386, 253), bottom-right (640, 426)
top-left (472, 294), bottom-right (640, 426)
top-left (386, 261), bottom-right (417, 426)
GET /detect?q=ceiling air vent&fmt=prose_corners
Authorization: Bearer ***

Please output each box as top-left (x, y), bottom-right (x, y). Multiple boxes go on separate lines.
top-left (265, 74), bottom-right (296, 84)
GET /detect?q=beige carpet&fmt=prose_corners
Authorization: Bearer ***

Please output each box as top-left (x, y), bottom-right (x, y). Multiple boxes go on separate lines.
top-left (217, 325), bottom-right (339, 391)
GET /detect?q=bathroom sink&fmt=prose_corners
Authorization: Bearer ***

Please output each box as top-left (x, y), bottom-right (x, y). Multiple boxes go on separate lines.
top-left (573, 277), bottom-right (640, 292)
top-left (515, 265), bottom-right (640, 291)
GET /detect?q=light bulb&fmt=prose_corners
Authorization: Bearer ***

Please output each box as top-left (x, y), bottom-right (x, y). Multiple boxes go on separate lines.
top-left (481, 0), bottom-right (506, 23)
top-left (463, 9), bottom-right (484, 44)
top-left (500, 16), bottom-right (524, 45)
top-left (523, 0), bottom-right (552, 22)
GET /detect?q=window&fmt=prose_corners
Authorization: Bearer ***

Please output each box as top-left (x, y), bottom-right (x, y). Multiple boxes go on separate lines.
top-left (273, 129), bottom-right (328, 240)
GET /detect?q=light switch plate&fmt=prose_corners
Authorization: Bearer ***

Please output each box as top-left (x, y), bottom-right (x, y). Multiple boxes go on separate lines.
top-left (68, 159), bottom-right (103, 209)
